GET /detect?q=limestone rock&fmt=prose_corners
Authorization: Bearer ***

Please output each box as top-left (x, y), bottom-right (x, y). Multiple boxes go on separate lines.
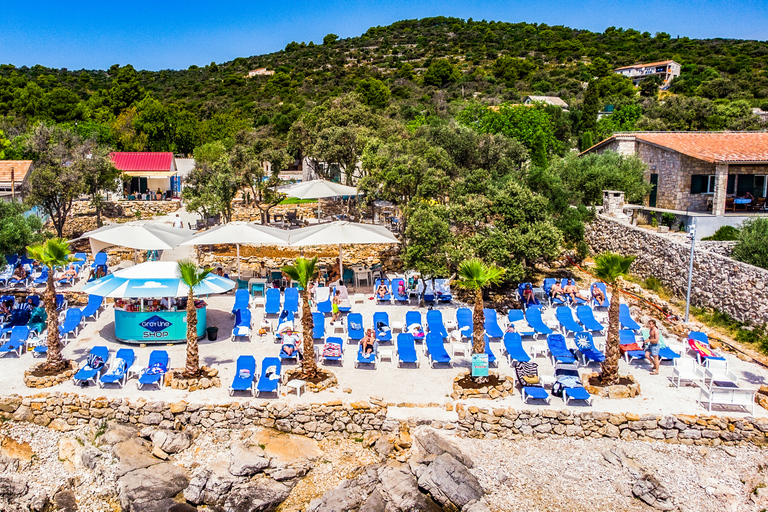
top-left (632, 473), bottom-right (675, 511)
top-left (307, 464), bottom-right (381, 512)
top-left (113, 438), bottom-right (161, 477)
top-left (412, 428), bottom-right (473, 468)
top-left (417, 453), bottom-right (485, 511)
top-left (223, 476), bottom-right (291, 512)
top-left (230, 442), bottom-right (270, 476)
top-left (118, 462), bottom-right (190, 512)
top-left (52, 489), bottom-right (78, 512)
top-left (378, 462), bottom-right (442, 512)
top-left (97, 422), bottom-right (138, 447)
top-left (0, 475), bottom-right (27, 497)
top-left (150, 429), bottom-right (192, 454)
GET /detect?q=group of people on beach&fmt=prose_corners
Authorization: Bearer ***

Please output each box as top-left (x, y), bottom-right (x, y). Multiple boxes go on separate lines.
top-left (521, 280), bottom-right (606, 307)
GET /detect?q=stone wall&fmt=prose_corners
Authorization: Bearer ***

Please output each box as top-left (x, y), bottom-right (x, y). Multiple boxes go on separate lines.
top-left (1, 394), bottom-right (766, 446)
top-left (586, 214), bottom-right (768, 324)
top-left (699, 241), bottom-right (738, 258)
top-left (70, 200), bottom-right (180, 219)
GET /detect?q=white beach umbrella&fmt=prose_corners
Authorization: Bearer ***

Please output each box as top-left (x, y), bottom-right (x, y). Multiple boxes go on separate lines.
top-left (80, 261), bottom-right (235, 298)
top-left (281, 179), bottom-right (360, 220)
top-left (72, 221), bottom-right (192, 254)
top-left (179, 221), bottom-right (291, 277)
top-left (288, 221), bottom-right (399, 282)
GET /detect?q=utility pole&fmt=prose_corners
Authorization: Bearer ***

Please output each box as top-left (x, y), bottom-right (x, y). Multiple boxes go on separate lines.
top-left (684, 218), bottom-right (697, 322)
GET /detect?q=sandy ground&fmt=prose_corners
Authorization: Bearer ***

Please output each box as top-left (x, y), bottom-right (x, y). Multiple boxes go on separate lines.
top-left (2, 286), bottom-right (766, 420)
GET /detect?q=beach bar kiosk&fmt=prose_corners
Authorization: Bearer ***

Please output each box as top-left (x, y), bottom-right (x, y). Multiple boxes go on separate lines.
top-left (81, 262), bottom-right (234, 344)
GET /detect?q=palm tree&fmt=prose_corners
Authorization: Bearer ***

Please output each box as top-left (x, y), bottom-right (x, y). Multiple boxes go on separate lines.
top-left (177, 259), bottom-right (212, 377)
top-left (593, 252), bottom-right (636, 385)
top-left (455, 258), bottom-right (505, 355)
top-left (282, 257), bottom-right (318, 378)
top-left (26, 238), bottom-right (74, 373)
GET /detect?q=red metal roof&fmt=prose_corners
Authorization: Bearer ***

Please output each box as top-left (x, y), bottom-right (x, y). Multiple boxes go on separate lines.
top-left (110, 152), bottom-right (174, 172)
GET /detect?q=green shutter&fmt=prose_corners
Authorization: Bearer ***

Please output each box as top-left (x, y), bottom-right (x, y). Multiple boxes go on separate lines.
top-left (690, 175), bottom-right (704, 194)
top-left (726, 175), bottom-right (735, 195)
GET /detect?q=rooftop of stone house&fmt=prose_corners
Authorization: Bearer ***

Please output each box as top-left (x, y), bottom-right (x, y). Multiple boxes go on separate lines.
top-left (581, 132), bottom-right (768, 164)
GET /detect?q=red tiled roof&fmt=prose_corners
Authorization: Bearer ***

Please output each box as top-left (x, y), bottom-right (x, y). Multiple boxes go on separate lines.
top-left (614, 60), bottom-right (675, 70)
top-left (0, 160), bottom-right (33, 183)
top-left (583, 132), bottom-right (768, 163)
top-left (110, 152), bottom-right (174, 172)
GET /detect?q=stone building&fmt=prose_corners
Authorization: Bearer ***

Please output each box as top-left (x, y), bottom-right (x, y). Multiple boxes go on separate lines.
top-left (614, 60), bottom-right (681, 89)
top-left (581, 132), bottom-right (768, 216)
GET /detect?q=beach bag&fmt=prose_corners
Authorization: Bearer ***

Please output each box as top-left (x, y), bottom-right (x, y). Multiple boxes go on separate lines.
top-left (238, 368), bottom-right (251, 379)
top-left (86, 354), bottom-right (104, 371)
top-left (323, 343), bottom-right (342, 358)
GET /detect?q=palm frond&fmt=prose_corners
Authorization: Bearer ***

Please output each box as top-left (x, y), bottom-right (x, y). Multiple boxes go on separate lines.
top-left (282, 257), bottom-right (318, 289)
top-left (455, 258), bottom-right (505, 290)
top-left (177, 259), bottom-right (212, 290)
top-left (593, 252), bottom-right (636, 284)
top-left (26, 238), bottom-right (73, 269)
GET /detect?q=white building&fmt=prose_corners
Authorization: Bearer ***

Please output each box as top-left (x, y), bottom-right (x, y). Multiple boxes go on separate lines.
top-left (614, 60), bottom-right (681, 89)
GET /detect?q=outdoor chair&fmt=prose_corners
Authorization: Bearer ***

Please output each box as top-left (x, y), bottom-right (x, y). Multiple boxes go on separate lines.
top-left (591, 282), bottom-right (610, 309)
top-left (554, 365), bottom-right (593, 406)
top-left (373, 311), bottom-right (392, 343)
top-left (59, 308), bottom-right (83, 341)
top-left (456, 307), bottom-right (473, 340)
top-left (2, 309), bottom-right (30, 337)
top-left (374, 278), bottom-right (391, 303)
top-left (671, 358), bottom-right (704, 388)
top-left (137, 350), bottom-right (169, 390)
top-left (404, 311), bottom-right (425, 342)
top-left (701, 358), bottom-right (738, 388)
top-left (196, 220), bottom-right (207, 230)
top-left (346, 313), bottom-right (364, 343)
top-left (80, 295), bottom-right (104, 322)
top-left (619, 329), bottom-right (646, 363)
top-left (546, 333), bottom-right (577, 366)
top-left (483, 335), bottom-right (498, 367)
top-left (0, 326), bottom-right (30, 357)
top-left (503, 332), bottom-right (531, 364)
top-left (507, 309), bottom-right (536, 337)
top-left (320, 337), bottom-right (345, 365)
top-left (543, 278), bottom-right (567, 308)
top-left (284, 287), bottom-right (299, 314)
top-left (32, 268), bottom-right (49, 287)
top-left (0, 266), bottom-right (13, 287)
top-left (73, 346), bottom-right (110, 387)
top-left (424, 332), bottom-right (451, 368)
top-left (525, 307), bottom-right (553, 337)
top-left (573, 332), bottom-right (606, 365)
top-left (391, 278), bottom-right (409, 304)
top-left (575, 306), bottom-right (604, 334)
top-left (334, 285), bottom-right (352, 312)
top-left (513, 361), bottom-right (550, 404)
top-left (256, 357), bottom-right (281, 397)
top-left (396, 333), bottom-right (419, 367)
top-left (315, 287), bottom-right (331, 314)
top-left (99, 348), bottom-right (135, 388)
top-left (687, 331), bottom-right (726, 364)
top-left (264, 288), bottom-right (281, 316)
top-left (483, 308), bottom-right (504, 339)
top-left (517, 282), bottom-right (541, 310)
top-left (426, 310), bottom-right (447, 340)
top-left (640, 328), bottom-right (681, 361)
top-left (232, 308), bottom-right (252, 342)
top-left (561, 278), bottom-right (588, 306)
top-left (619, 304), bottom-right (642, 331)
top-left (555, 307), bottom-right (585, 336)
top-left (229, 355), bottom-right (257, 396)
top-left (355, 343), bottom-right (377, 369)
top-left (312, 312), bottom-right (325, 342)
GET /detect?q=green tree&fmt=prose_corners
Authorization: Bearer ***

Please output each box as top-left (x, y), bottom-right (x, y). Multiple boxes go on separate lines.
top-left (176, 259), bottom-right (212, 376)
top-left (422, 59), bottom-right (461, 87)
top-left (640, 75), bottom-right (663, 98)
top-left (108, 65), bottom-right (146, 115)
top-left (26, 238), bottom-right (74, 373)
top-left (403, 204), bottom-right (454, 302)
top-left (732, 218), bottom-right (768, 270)
top-left (457, 103), bottom-right (559, 156)
top-left (0, 130), bottom-right (10, 159)
top-left (80, 145), bottom-right (121, 227)
top-left (593, 253), bottom-right (636, 385)
top-left (355, 78), bottom-right (391, 109)
top-left (581, 79), bottom-right (600, 140)
top-left (0, 202), bottom-right (47, 259)
top-left (492, 56), bottom-right (535, 84)
top-left (455, 258), bottom-right (504, 355)
top-left (281, 257), bottom-right (319, 378)
top-left (323, 33), bottom-right (339, 45)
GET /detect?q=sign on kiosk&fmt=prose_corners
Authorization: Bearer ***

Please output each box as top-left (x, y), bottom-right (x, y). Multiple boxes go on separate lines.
top-left (140, 315), bottom-right (172, 339)
top-left (471, 353), bottom-right (489, 377)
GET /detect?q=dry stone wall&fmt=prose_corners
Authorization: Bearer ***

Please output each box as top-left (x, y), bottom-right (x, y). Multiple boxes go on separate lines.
top-left (1, 393), bottom-right (766, 447)
top-left (586, 214), bottom-right (768, 324)
top-left (70, 200), bottom-right (180, 219)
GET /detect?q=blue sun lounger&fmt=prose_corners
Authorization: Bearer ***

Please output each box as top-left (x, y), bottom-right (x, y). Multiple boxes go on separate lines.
top-left (72, 253), bottom-right (87, 273)
top-left (426, 310), bottom-right (447, 340)
top-left (256, 357), bottom-right (281, 397)
top-left (355, 344), bottom-right (377, 369)
top-left (483, 308), bottom-right (504, 339)
top-left (591, 282), bottom-right (610, 309)
top-left (99, 348), bottom-right (135, 388)
top-left (32, 268), bottom-right (49, 287)
top-left (561, 279), bottom-right (588, 306)
top-left (320, 337), bottom-right (345, 365)
top-left (456, 308), bottom-right (473, 339)
top-left (311, 312), bottom-right (325, 341)
top-left (396, 333), bottom-right (419, 367)
top-left (284, 287), bottom-right (299, 314)
top-left (264, 288), bottom-right (281, 315)
top-left (517, 282), bottom-right (541, 309)
top-left (619, 304), bottom-right (641, 331)
top-left (138, 350), bottom-right (169, 390)
top-left (546, 333), bottom-right (577, 365)
top-left (556, 307), bottom-right (585, 336)
top-left (230, 355), bottom-right (257, 396)
top-left (425, 332), bottom-right (451, 368)
top-left (513, 361), bottom-right (550, 404)
top-left (91, 252), bottom-right (108, 269)
top-left (507, 309), bottom-right (536, 337)
top-left (640, 328), bottom-right (681, 362)
top-left (74, 346), bottom-right (110, 386)
top-left (555, 366), bottom-right (593, 406)
top-left (391, 278), bottom-right (409, 304)
top-left (0, 326), bottom-right (30, 357)
top-left (575, 306), bottom-right (604, 334)
top-left (231, 289), bottom-right (250, 315)
top-left (59, 308), bottom-right (83, 341)
top-left (374, 279), bottom-right (391, 303)
top-left (2, 309), bottom-right (30, 337)
top-left (80, 294), bottom-right (104, 322)
top-left (373, 312), bottom-right (392, 342)
top-left (404, 311), bottom-right (425, 342)
top-left (573, 332), bottom-right (606, 365)
top-left (619, 329), bottom-right (646, 363)
top-left (347, 313), bottom-right (364, 343)
top-left (503, 332), bottom-right (531, 364)
top-left (232, 308), bottom-right (252, 341)
top-left (525, 307), bottom-right (553, 337)
top-left (484, 335), bottom-right (497, 366)
top-left (543, 278), bottom-right (567, 307)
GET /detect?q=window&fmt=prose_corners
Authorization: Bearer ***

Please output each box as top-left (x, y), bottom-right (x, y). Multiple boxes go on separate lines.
top-left (690, 174), bottom-right (716, 194)
top-left (706, 175), bottom-right (716, 193)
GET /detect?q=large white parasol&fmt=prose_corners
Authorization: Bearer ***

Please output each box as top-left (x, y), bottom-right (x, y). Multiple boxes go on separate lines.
top-left (72, 221), bottom-right (192, 254)
top-left (281, 179), bottom-right (360, 221)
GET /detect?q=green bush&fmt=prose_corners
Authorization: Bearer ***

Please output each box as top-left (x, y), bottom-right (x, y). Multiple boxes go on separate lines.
top-left (643, 276), bottom-right (665, 294)
top-left (661, 212), bottom-right (676, 228)
top-left (732, 218), bottom-right (768, 269)
top-left (701, 225), bottom-right (740, 241)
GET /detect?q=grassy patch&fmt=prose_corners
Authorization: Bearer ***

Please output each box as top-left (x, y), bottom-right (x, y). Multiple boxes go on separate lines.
top-left (690, 306), bottom-right (768, 354)
top-left (279, 198), bottom-right (317, 205)
top-left (94, 422), bottom-right (107, 439)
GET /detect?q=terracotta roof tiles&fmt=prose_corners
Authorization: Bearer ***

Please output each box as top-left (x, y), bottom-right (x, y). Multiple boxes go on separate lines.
top-left (0, 160), bottom-right (33, 183)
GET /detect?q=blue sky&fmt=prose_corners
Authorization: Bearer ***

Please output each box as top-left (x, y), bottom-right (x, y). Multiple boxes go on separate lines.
top-left (3, 0), bottom-right (767, 71)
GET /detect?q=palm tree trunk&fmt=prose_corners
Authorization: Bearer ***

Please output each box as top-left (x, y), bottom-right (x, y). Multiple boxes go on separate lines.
top-left (600, 283), bottom-right (621, 385)
top-left (43, 272), bottom-right (65, 371)
top-left (300, 290), bottom-right (317, 378)
top-left (472, 288), bottom-right (484, 354)
top-left (185, 289), bottom-right (199, 375)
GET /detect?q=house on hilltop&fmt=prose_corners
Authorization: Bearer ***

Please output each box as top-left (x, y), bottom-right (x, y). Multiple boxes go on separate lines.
top-left (614, 60), bottom-right (681, 88)
top-left (110, 152), bottom-right (180, 199)
top-left (581, 132), bottom-right (768, 236)
top-left (522, 95), bottom-right (569, 109)
top-left (0, 160), bottom-right (33, 202)
top-left (247, 68), bottom-right (274, 77)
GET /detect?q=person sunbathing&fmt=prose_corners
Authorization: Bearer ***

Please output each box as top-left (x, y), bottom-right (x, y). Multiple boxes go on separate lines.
top-left (549, 281), bottom-right (565, 302)
top-left (12, 266), bottom-right (26, 281)
top-left (522, 283), bottom-right (536, 306)
top-left (376, 283), bottom-right (389, 299)
top-left (563, 279), bottom-right (588, 302)
top-left (56, 265), bottom-right (77, 285)
top-left (360, 328), bottom-right (376, 356)
top-left (397, 280), bottom-right (406, 297)
top-left (591, 284), bottom-right (606, 306)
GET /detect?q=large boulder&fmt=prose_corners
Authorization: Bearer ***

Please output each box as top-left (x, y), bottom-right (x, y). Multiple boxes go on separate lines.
top-left (113, 438), bottom-right (161, 477)
top-left (0, 475), bottom-right (27, 498)
top-left (307, 465), bottom-right (382, 512)
top-left (378, 462), bottom-right (442, 512)
top-left (150, 430), bottom-right (192, 454)
top-left (118, 462), bottom-right (190, 512)
top-left (97, 422), bottom-right (139, 447)
top-left (412, 428), bottom-right (473, 468)
top-left (223, 476), bottom-right (291, 512)
top-left (632, 473), bottom-right (675, 511)
top-left (230, 442), bottom-right (270, 477)
top-left (417, 453), bottom-right (484, 511)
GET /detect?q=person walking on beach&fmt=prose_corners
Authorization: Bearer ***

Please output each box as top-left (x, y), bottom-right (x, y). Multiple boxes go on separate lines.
top-left (331, 289), bottom-right (341, 324)
top-left (173, 214), bottom-right (184, 229)
top-left (645, 319), bottom-right (661, 375)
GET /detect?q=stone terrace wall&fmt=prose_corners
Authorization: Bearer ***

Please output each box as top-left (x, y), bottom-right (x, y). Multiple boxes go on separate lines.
top-left (586, 214), bottom-right (768, 324)
top-left (699, 241), bottom-right (737, 258)
top-left (1, 394), bottom-right (766, 447)
top-left (70, 200), bottom-right (180, 218)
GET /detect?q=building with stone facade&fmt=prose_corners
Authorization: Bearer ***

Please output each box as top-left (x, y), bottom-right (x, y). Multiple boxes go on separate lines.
top-left (581, 132), bottom-right (768, 216)
top-left (614, 60), bottom-right (681, 88)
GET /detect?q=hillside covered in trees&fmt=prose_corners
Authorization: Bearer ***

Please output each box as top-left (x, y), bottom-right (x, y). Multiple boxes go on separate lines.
top-left (0, 16), bottom-right (766, 156)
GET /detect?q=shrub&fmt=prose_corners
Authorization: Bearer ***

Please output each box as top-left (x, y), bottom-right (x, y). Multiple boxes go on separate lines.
top-left (701, 225), bottom-right (740, 241)
top-left (732, 218), bottom-right (768, 269)
top-left (661, 212), bottom-right (676, 228)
